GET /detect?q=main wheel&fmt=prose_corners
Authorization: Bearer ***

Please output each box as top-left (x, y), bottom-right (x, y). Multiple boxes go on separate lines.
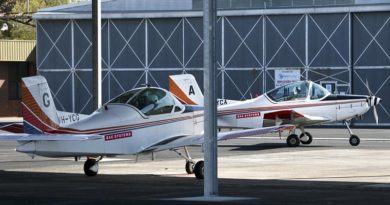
top-left (287, 134), bottom-right (300, 147)
top-left (84, 159), bottom-right (98, 176)
top-left (349, 134), bottom-right (360, 146)
top-left (194, 160), bottom-right (204, 179)
top-left (185, 161), bottom-right (195, 174)
top-left (299, 132), bottom-right (313, 145)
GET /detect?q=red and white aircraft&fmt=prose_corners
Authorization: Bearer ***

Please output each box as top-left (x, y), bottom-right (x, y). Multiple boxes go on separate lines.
top-left (169, 74), bottom-right (382, 147)
top-left (0, 75), bottom-right (293, 178)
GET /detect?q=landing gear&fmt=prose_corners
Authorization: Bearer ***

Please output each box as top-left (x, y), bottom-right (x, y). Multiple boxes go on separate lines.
top-left (287, 134), bottom-right (300, 147)
top-left (185, 161), bottom-right (195, 174)
top-left (349, 134), bottom-right (360, 146)
top-left (194, 160), bottom-right (204, 179)
top-left (173, 146), bottom-right (199, 177)
top-left (345, 120), bottom-right (360, 146)
top-left (84, 158), bottom-right (99, 176)
top-left (299, 131), bottom-right (313, 145)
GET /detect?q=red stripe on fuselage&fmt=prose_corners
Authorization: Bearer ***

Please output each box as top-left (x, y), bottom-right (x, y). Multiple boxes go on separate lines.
top-left (218, 99), bottom-right (366, 116)
top-left (23, 102), bottom-right (202, 135)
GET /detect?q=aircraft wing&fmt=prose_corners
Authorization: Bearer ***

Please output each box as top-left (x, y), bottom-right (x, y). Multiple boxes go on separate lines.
top-left (0, 133), bottom-right (102, 141)
top-left (264, 110), bottom-right (330, 126)
top-left (147, 124), bottom-right (295, 152)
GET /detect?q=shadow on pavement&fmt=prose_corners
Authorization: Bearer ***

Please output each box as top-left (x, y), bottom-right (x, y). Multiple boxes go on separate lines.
top-left (0, 170), bottom-right (389, 205)
top-left (218, 143), bottom-right (333, 151)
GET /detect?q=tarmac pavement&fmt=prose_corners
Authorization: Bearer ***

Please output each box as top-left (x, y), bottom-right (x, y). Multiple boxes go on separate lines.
top-left (0, 128), bottom-right (390, 204)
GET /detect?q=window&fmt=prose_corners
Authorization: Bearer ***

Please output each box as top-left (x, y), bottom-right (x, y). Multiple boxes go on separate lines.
top-left (310, 83), bottom-right (329, 100)
top-left (128, 88), bottom-right (174, 116)
top-left (266, 81), bottom-right (309, 102)
top-left (109, 89), bottom-right (141, 104)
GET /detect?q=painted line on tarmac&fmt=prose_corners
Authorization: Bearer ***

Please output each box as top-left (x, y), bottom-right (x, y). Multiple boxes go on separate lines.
top-left (315, 137), bottom-right (390, 141)
top-left (241, 137), bottom-right (390, 141)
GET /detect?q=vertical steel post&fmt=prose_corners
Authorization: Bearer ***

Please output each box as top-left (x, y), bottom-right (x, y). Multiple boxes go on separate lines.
top-left (92, 0), bottom-right (102, 110)
top-left (203, 0), bottom-right (218, 197)
top-left (349, 12), bottom-right (354, 94)
top-left (305, 14), bottom-right (308, 80)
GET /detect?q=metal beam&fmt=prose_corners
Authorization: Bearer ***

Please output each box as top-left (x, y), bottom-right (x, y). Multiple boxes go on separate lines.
top-left (33, 4), bottom-right (390, 20)
top-left (203, 0), bottom-right (218, 197)
top-left (92, 0), bottom-right (102, 110)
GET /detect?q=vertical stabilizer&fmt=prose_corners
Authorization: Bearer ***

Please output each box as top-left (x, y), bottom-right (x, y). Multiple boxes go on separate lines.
top-left (169, 74), bottom-right (204, 106)
top-left (21, 76), bottom-right (59, 133)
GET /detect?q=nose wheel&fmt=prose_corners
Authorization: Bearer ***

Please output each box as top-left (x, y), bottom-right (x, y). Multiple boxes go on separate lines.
top-left (349, 134), bottom-right (360, 146)
top-left (345, 120), bottom-right (360, 146)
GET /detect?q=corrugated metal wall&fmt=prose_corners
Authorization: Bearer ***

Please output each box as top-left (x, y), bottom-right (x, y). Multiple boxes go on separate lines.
top-left (0, 40), bottom-right (36, 62)
top-left (36, 11), bottom-right (390, 126)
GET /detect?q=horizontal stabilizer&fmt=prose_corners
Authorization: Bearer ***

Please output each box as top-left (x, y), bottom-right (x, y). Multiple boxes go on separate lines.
top-left (0, 123), bottom-right (24, 133)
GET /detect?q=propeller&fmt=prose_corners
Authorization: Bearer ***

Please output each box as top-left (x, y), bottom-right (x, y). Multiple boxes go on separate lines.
top-left (365, 79), bottom-right (379, 125)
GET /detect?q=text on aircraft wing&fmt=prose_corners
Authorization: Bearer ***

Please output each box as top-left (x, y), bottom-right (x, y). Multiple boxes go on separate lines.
top-left (147, 124), bottom-right (295, 152)
top-left (0, 134), bottom-right (103, 141)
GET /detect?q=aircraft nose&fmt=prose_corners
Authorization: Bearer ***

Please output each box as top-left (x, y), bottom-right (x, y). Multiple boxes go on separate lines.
top-left (375, 97), bottom-right (382, 106)
top-left (367, 96), bottom-right (382, 106)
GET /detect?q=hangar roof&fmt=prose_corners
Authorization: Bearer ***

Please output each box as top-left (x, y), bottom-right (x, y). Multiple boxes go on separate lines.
top-left (33, 0), bottom-right (390, 20)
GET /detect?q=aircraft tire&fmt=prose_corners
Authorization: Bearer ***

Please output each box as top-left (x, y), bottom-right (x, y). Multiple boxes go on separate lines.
top-left (194, 160), bottom-right (204, 179)
top-left (349, 135), bottom-right (360, 146)
top-left (287, 134), bottom-right (300, 147)
top-left (299, 132), bottom-right (313, 145)
top-left (185, 161), bottom-right (195, 174)
top-left (84, 159), bottom-right (98, 176)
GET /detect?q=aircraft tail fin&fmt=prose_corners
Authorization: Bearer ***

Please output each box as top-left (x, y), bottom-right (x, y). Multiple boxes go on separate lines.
top-left (21, 76), bottom-right (60, 133)
top-left (169, 74), bottom-right (204, 106)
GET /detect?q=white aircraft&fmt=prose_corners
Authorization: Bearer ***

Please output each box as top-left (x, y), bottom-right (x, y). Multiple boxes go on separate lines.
top-left (0, 75), bottom-right (294, 179)
top-left (169, 74), bottom-right (382, 147)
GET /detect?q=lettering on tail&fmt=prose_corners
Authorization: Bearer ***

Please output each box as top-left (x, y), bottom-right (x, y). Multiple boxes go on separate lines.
top-left (189, 85), bottom-right (195, 95)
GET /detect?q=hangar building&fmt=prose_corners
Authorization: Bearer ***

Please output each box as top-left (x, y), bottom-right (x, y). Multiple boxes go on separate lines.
top-left (33, 0), bottom-right (390, 126)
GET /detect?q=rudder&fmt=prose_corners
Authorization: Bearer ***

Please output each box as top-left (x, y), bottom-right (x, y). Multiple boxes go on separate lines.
top-left (169, 74), bottom-right (204, 106)
top-left (21, 76), bottom-right (59, 133)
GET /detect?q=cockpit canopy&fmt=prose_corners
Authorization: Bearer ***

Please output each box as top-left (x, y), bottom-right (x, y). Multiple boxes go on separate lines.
top-left (265, 81), bottom-right (330, 102)
top-left (108, 87), bottom-right (184, 116)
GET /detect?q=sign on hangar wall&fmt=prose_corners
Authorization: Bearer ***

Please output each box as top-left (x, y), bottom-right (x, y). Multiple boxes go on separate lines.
top-left (274, 69), bottom-right (301, 87)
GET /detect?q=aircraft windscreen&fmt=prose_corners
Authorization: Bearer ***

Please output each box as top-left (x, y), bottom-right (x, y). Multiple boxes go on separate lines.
top-left (310, 83), bottom-right (329, 100)
top-left (128, 88), bottom-right (175, 116)
top-left (266, 81), bottom-right (309, 102)
top-left (109, 89), bottom-right (141, 104)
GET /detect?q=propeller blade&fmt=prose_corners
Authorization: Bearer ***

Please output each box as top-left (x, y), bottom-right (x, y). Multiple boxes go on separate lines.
top-left (373, 105), bottom-right (379, 125)
top-left (366, 79), bottom-right (373, 96)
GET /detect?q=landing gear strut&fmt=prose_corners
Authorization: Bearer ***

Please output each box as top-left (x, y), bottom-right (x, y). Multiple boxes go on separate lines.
top-left (173, 146), bottom-right (203, 178)
top-left (83, 156), bottom-right (103, 176)
top-left (345, 120), bottom-right (360, 146)
top-left (183, 146), bottom-right (195, 174)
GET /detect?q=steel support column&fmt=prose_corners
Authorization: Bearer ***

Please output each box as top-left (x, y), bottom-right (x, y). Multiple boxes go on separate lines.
top-left (203, 0), bottom-right (218, 197)
top-left (349, 12), bottom-right (354, 94)
top-left (92, 0), bottom-right (102, 109)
